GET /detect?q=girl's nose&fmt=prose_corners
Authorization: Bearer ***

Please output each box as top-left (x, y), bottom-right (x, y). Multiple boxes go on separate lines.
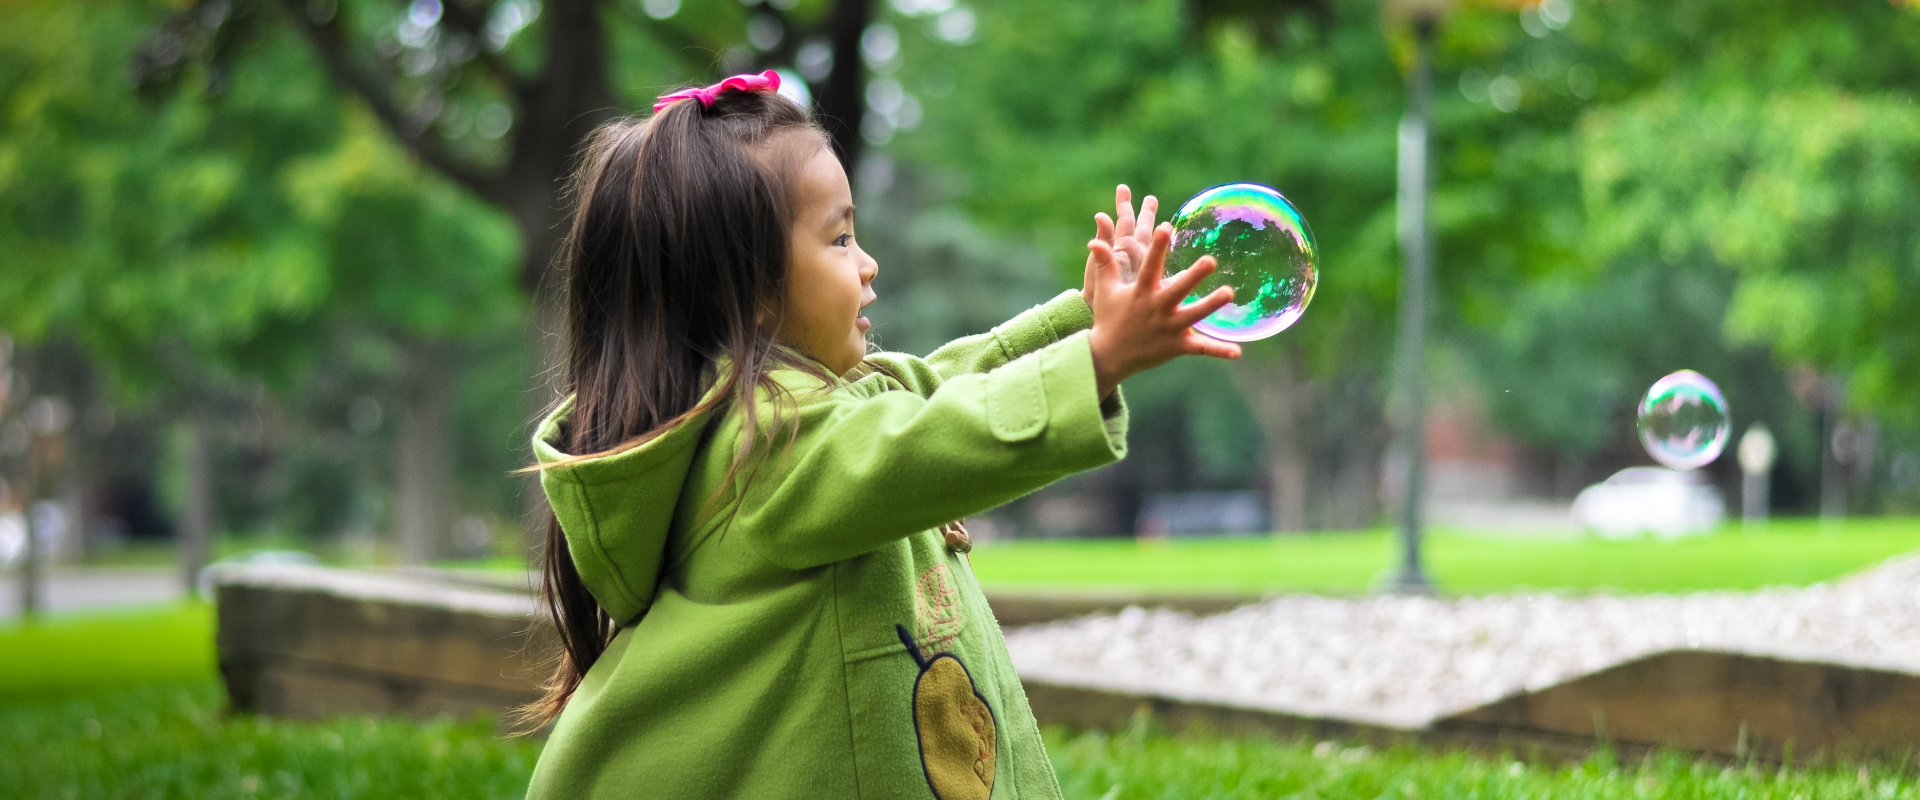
top-left (857, 246), bottom-right (879, 283)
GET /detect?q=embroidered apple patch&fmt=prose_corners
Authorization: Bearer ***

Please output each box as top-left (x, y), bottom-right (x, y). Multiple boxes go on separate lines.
top-left (896, 624), bottom-right (995, 800)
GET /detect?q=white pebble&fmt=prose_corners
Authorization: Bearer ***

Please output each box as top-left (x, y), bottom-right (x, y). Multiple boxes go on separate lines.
top-left (1004, 555), bottom-right (1920, 724)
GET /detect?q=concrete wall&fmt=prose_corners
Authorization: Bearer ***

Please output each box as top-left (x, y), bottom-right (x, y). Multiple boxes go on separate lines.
top-left (212, 564), bottom-right (551, 725)
top-left (1441, 649), bottom-right (1920, 764)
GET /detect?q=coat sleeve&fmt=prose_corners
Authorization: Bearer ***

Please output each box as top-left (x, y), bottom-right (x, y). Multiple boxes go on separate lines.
top-left (862, 289), bottom-right (1094, 397)
top-left (729, 331), bottom-right (1126, 570)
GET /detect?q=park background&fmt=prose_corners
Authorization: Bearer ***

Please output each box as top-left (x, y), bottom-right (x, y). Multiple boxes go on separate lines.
top-left (4, 0), bottom-right (1920, 797)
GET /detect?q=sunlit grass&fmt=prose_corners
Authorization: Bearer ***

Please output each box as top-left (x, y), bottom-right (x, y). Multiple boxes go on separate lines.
top-left (3, 680), bottom-right (1913, 800)
top-left (969, 517), bottom-right (1920, 595)
top-left (0, 682), bottom-right (541, 800)
top-left (1046, 720), bottom-right (1919, 800)
top-left (0, 603), bottom-right (215, 700)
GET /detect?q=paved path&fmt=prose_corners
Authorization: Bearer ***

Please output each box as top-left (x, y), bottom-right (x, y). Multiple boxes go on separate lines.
top-left (0, 567), bottom-right (185, 620)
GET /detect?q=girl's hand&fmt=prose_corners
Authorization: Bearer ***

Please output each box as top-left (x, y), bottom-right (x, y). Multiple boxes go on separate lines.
top-left (1086, 223), bottom-right (1242, 400)
top-left (1083, 185), bottom-right (1158, 309)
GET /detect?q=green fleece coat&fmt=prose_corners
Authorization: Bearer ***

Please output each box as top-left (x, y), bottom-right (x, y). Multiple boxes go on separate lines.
top-left (525, 290), bottom-right (1127, 800)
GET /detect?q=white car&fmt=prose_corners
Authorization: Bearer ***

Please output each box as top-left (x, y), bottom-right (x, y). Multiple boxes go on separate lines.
top-left (1572, 466), bottom-right (1725, 539)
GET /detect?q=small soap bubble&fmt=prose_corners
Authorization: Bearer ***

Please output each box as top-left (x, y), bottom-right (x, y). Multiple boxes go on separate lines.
top-left (1637, 370), bottom-right (1730, 470)
top-left (1169, 183), bottom-right (1318, 342)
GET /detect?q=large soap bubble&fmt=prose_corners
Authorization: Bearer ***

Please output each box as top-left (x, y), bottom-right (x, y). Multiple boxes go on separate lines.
top-left (1637, 370), bottom-right (1730, 470)
top-left (1169, 183), bottom-right (1319, 342)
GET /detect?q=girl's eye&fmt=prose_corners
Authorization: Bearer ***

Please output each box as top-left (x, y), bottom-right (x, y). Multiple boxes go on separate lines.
top-left (834, 233), bottom-right (853, 247)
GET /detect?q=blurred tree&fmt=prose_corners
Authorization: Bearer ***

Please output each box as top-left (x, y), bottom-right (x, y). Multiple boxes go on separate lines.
top-left (131, 0), bottom-right (885, 556)
top-left (0, 0), bottom-right (524, 567)
top-left (1, 0), bottom-right (332, 575)
top-left (891, 0), bottom-right (1920, 530)
top-left (136, 0), bottom-right (879, 303)
top-left (1584, 90), bottom-right (1920, 427)
top-left (892, 0), bottom-right (1394, 530)
top-left (1439, 0), bottom-right (1919, 506)
top-left (1, 0), bottom-right (901, 563)
top-left (894, 0), bottom-right (1597, 530)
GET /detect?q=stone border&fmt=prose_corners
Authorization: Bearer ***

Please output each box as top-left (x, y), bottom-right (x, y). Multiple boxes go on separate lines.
top-left (209, 565), bottom-right (1920, 764)
top-left (212, 564), bottom-right (549, 728)
top-left (1023, 649), bottom-right (1920, 767)
top-left (978, 589), bottom-right (1264, 627)
top-left (1444, 648), bottom-right (1920, 765)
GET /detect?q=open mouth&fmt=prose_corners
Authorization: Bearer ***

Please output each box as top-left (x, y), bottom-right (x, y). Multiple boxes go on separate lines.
top-left (856, 315), bottom-right (871, 333)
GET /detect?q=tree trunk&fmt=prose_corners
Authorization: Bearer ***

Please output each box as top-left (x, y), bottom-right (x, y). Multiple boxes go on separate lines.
top-left (1231, 348), bottom-right (1312, 533)
top-left (1232, 347), bottom-right (1389, 533)
top-left (521, 228), bottom-right (569, 560)
top-left (395, 338), bottom-right (454, 566)
top-left (181, 418), bottom-right (212, 596)
top-left (1319, 373), bottom-right (1389, 530)
top-left (56, 372), bottom-right (94, 565)
top-left (20, 433), bottom-right (44, 618)
top-left (817, 0), bottom-right (873, 176)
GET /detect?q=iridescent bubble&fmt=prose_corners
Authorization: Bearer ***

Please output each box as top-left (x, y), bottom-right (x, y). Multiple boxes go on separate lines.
top-left (1637, 370), bottom-right (1730, 470)
top-left (1169, 183), bottom-right (1318, 342)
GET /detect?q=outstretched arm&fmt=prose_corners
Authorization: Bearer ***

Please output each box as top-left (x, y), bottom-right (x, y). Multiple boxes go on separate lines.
top-left (730, 220), bottom-right (1241, 570)
top-left (863, 183), bottom-right (1168, 396)
top-left (734, 332), bottom-right (1127, 570)
top-left (861, 289), bottom-right (1093, 396)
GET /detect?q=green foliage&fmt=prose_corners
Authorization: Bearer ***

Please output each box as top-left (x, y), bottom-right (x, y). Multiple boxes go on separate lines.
top-left (968, 517), bottom-right (1920, 594)
top-left (280, 110), bottom-right (523, 339)
top-left (1453, 0), bottom-right (1920, 438)
top-left (0, 682), bottom-right (540, 800)
top-left (1404, 0), bottom-right (1920, 487)
top-left (0, 604), bottom-right (215, 700)
top-left (0, 0), bottom-right (535, 537)
top-left (1582, 85), bottom-right (1920, 427)
top-left (900, 0), bottom-right (1405, 376)
top-left (0, 0), bottom-right (523, 393)
top-left (0, 0), bottom-right (334, 391)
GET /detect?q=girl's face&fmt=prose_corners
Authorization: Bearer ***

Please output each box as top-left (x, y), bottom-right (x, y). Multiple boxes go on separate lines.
top-left (778, 139), bottom-right (878, 376)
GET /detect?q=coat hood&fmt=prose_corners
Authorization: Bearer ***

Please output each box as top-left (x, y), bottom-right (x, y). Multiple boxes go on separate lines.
top-left (532, 394), bottom-right (715, 625)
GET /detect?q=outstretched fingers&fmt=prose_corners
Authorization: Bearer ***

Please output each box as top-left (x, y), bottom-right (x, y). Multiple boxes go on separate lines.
top-left (1094, 212), bottom-right (1116, 247)
top-left (1136, 194), bottom-right (1159, 239)
top-left (1161, 255), bottom-right (1218, 300)
top-left (1174, 285), bottom-right (1236, 327)
top-left (1182, 331), bottom-right (1243, 360)
top-left (1115, 185), bottom-right (1136, 236)
top-left (1137, 223), bottom-right (1173, 289)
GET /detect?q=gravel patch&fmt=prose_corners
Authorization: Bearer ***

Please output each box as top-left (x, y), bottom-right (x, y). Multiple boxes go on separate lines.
top-left (1004, 555), bottom-right (1920, 727)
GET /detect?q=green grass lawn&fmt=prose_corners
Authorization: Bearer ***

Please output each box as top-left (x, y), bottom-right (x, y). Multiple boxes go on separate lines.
top-left (3, 679), bottom-right (1915, 799)
top-left (1048, 720), bottom-right (1920, 799)
top-left (10, 595), bottom-right (1920, 798)
top-left (12, 518), bottom-right (1920, 797)
top-left (0, 603), bottom-right (215, 700)
top-left (968, 517), bottom-right (1920, 595)
top-left (0, 682), bottom-right (542, 799)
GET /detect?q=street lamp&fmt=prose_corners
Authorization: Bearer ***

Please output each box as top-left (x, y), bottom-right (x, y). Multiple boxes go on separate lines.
top-left (1381, 0), bottom-right (1451, 595)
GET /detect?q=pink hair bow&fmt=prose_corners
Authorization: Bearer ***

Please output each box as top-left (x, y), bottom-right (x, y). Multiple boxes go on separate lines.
top-left (652, 70), bottom-right (782, 113)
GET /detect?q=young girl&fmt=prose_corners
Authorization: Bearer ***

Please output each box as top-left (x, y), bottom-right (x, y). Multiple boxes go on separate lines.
top-left (523, 71), bottom-right (1240, 800)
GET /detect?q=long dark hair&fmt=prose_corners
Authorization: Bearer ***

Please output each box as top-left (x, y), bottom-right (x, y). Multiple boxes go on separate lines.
top-left (517, 89), bottom-right (829, 730)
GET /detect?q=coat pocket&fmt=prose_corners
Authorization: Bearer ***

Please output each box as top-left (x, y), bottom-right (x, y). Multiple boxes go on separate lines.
top-left (984, 353), bottom-right (1047, 443)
